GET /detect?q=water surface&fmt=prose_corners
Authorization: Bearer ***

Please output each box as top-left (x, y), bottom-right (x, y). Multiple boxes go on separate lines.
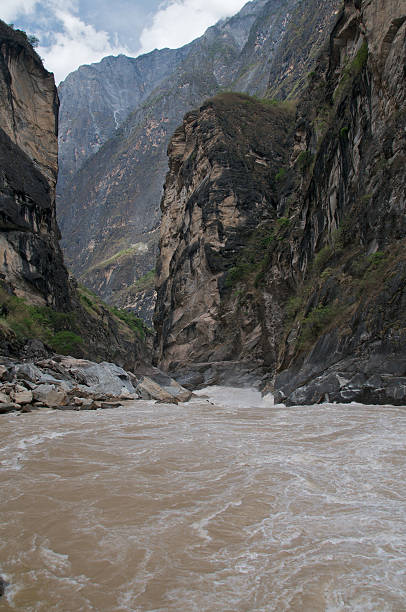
top-left (1, 387), bottom-right (406, 611)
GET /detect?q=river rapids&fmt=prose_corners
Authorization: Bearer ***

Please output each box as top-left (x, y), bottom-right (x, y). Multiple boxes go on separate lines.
top-left (1, 387), bottom-right (406, 611)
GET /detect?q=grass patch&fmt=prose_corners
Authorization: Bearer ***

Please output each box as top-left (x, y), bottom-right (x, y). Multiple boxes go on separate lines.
top-left (0, 285), bottom-right (83, 355)
top-left (48, 331), bottom-right (83, 354)
top-left (296, 150), bottom-right (314, 172)
top-left (109, 307), bottom-right (149, 339)
top-left (299, 304), bottom-right (340, 348)
top-left (275, 167), bottom-right (287, 182)
top-left (334, 40), bottom-right (368, 103)
top-left (134, 269), bottom-right (156, 292)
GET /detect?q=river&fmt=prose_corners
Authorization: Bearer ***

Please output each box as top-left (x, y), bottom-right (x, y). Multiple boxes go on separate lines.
top-left (1, 387), bottom-right (406, 611)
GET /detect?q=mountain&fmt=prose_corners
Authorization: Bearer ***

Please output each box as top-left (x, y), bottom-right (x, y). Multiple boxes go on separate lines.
top-left (154, 0), bottom-right (406, 405)
top-left (56, 0), bottom-right (341, 324)
top-left (0, 21), bottom-right (150, 370)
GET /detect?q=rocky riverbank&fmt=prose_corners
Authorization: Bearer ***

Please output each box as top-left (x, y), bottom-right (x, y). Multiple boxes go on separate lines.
top-left (0, 351), bottom-right (192, 414)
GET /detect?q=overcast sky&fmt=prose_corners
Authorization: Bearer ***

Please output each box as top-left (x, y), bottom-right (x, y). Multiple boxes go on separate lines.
top-left (1, 0), bottom-right (249, 84)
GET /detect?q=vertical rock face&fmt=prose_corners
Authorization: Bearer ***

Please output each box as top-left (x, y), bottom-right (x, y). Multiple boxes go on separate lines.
top-left (271, 0), bottom-right (406, 404)
top-left (0, 21), bottom-right (70, 308)
top-left (56, 0), bottom-right (341, 317)
top-left (57, 49), bottom-right (190, 194)
top-left (0, 21), bottom-right (152, 370)
top-left (155, 0), bottom-right (406, 404)
top-left (154, 93), bottom-right (295, 370)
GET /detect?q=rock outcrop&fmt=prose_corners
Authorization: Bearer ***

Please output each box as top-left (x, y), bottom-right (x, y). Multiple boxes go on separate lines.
top-left (56, 0), bottom-right (341, 318)
top-left (0, 21), bottom-right (150, 371)
top-left (154, 93), bottom-right (295, 371)
top-left (0, 354), bottom-right (193, 413)
top-left (0, 21), bottom-right (70, 309)
top-left (155, 0), bottom-right (406, 405)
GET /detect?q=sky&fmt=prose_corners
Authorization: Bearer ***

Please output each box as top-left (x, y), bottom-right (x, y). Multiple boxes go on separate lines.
top-left (1, 0), bottom-right (249, 84)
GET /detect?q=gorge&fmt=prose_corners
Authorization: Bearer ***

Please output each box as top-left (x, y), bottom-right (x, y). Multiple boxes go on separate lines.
top-left (0, 0), bottom-right (406, 609)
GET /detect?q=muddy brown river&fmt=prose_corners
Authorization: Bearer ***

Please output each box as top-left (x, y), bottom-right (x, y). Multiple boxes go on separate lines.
top-left (1, 386), bottom-right (406, 611)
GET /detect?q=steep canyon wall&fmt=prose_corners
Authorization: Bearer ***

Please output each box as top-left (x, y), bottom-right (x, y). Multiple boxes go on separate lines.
top-left (155, 0), bottom-right (406, 404)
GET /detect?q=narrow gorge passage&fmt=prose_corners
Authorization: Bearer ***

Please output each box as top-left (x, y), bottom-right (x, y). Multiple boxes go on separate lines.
top-left (1, 390), bottom-right (406, 611)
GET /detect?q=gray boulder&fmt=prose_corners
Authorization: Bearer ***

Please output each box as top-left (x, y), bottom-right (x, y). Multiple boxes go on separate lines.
top-left (58, 357), bottom-right (136, 397)
top-left (32, 384), bottom-right (68, 407)
top-left (136, 375), bottom-right (192, 403)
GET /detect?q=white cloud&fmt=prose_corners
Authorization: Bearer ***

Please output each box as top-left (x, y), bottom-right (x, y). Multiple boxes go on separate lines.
top-left (0, 0), bottom-right (39, 22)
top-left (2, 0), bottom-right (250, 83)
top-left (0, 0), bottom-right (133, 83)
top-left (139, 0), bottom-right (248, 53)
top-left (38, 8), bottom-right (131, 83)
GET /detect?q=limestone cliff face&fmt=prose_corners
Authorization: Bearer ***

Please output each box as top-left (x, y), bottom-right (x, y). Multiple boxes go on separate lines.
top-left (155, 0), bottom-right (406, 404)
top-left (0, 21), bottom-right (70, 308)
top-left (57, 0), bottom-right (341, 319)
top-left (154, 94), bottom-right (294, 369)
top-left (0, 21), bottom-right (150, 370)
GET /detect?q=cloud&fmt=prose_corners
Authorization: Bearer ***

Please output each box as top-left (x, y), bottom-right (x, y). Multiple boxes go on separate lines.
top-left (38, 8), bottom-right (131, 83)
top-left (0, 0), bottom-right (39, 22)
top-left (139, 0), bottom-right (248, 53)
top-left (0, 0), bottom-right (134, 83)
top-left (1, 0), bottom-right (250, 83)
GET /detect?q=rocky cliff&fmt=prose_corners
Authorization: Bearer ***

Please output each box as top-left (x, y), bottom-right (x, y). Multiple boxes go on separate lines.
top-left (154, 93), bottom-right (295, 370)
top-left (56, 0), bottom-right (341, 322)
top-left (0, 20), bottom-right (69, 309)
top-left (0, 21), bottom-right (150, 371)
top-left (155, 0), bottom-right (406, 405)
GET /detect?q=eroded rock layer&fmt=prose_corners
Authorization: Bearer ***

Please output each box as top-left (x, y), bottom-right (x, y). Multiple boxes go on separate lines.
top-left (0, 21), bottom-right (150, 371)
top-left (155, 0), bottom-right (406, 405)
top-left (0, 21), bottom-right (69, 308)
top-left (154, 93), bottom-right (295, 370)
top-left (57, 0), bottom-right (341, 317)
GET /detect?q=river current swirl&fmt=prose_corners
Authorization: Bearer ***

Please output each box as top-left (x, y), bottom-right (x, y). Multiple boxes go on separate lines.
top-left (1, 387), bottom-right (406, 611)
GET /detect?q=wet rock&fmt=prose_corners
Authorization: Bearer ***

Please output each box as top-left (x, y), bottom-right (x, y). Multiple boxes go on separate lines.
top-left (0, 575), bottom-right (8, 596)
top-left (0, 402), bottom-right (17, 413)
top-left (55, 405), bottom-right (81, 411)
top-left (72, 397), bottom-right (93, 407)
top-left (100, 401), bottom-right (124, 409)
top-left (0, 391), bottom-right (10, 403)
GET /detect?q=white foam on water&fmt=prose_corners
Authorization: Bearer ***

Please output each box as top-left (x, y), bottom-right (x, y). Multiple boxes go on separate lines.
top-left (39, 544), bottom-right (71, 572)
top-left (192, 499), bottom-right (242, 543)
top-left (194, 385), bottom-right (275, 409)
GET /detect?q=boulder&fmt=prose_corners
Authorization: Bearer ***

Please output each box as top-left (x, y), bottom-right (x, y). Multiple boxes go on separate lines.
top-left (136, 376), bottom-right (180, 403)
top-left (11, 390), bottom-right (33, 405)
top-left (134, 365), bottom-right (194, 401)
top-left (0, 391), bottom-right (10, 403)
top-left (14, 363), bottom-right (43, 383)
top-left (32, 384), bottom-right (68, 407)
top-left (156, 378), bottom-right (192, 402)
top-left (0, 403), bottom-right (17, 414)
top-left (58, 357), bottom-right (136, 396)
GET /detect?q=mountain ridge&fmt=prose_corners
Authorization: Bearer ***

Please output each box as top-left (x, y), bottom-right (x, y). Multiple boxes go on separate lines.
top-left (56, 0), bottom-right (341, 323)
